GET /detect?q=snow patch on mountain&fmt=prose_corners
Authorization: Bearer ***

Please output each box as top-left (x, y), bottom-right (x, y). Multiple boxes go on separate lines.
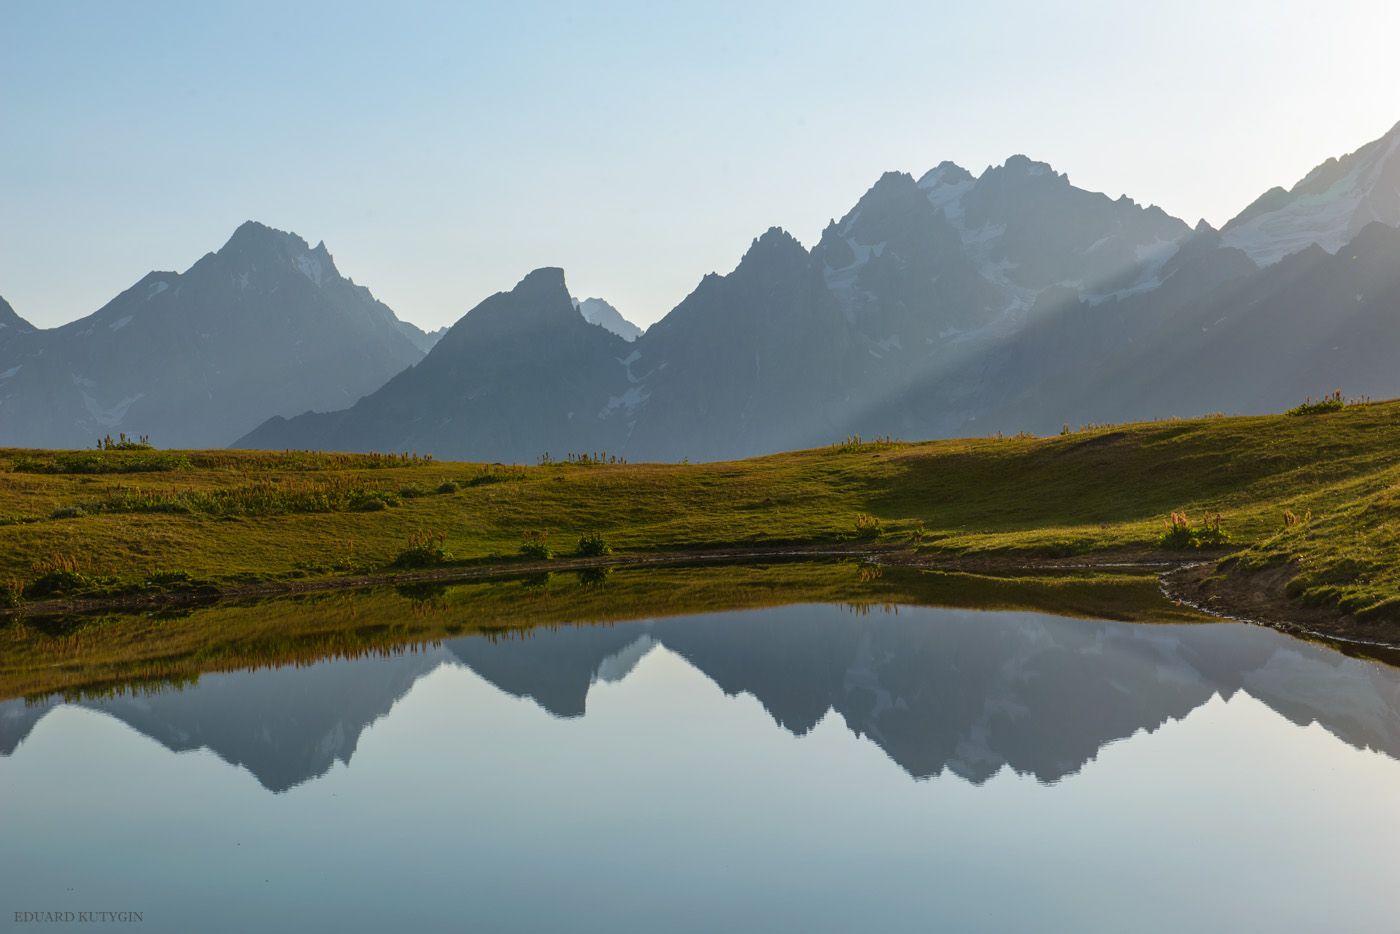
top-left (81, 391), bottom-right (145, 428)
top-left (599, 385), bottom-right (649, 417)
top-left (294, 254), bottom-right (325, 286)
top-left (1222, 124), bottom-right (1400, 265)
top-left (822, 238), bottom-right (886, 301)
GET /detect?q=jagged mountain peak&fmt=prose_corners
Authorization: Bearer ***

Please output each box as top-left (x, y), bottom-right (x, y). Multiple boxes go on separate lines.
top-left (739, 227), bottom-right (808, 266)
top-left (983, 153), bottom-right (1064, 183)
top-left (211, 221), bottom-right (342, 287)
top-left (853, 170), bottom-right (920, 206)
top-left (869, 169), bottom-right (918, 191)
top-left (221, 219), bottom-right (312, 254)
top-left (917, 160), bottom-right (975, 189)
top-left (827, 171), bottom-right (937, 241)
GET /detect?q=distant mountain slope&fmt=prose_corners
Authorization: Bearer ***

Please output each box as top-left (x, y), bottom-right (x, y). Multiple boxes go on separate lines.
top-left (575, 297), bottom-right (642, 341)
top-left (620, 228), bottom-right (860, 460)
top-left (398, 320), bottom-right (447, 354)
top-left (0, 222), bottom-right (429, 448)
top-left (1222, 120), bottom-right (1400, 265)
top-left (237, 268), bottom-right (631, 461)
top-left (0, 295), bottom-right (35, 339)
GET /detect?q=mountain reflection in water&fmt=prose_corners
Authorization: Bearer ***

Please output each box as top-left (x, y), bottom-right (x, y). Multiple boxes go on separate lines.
top-left (5, 603), bottom-right (1398, 792)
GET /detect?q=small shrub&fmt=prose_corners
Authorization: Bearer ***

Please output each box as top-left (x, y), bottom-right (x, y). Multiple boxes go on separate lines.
top-left (144, 570), bottom-right (198, 589)
top-left (1157, 511), bottom-right (1229, 550)
top-left (98, 432), bottom-right (154, 451)
top-left (835, 434), bottom-right (899, 453)
top-left (576, 567), bottom-right (612, 585)
top-left (519, 530), bottom-right (553, 560)
top-left (1287, 390), bottom-right (1347, 416)
top-left (0, 582), bottom-right (21, 608)
top-left (23, 571), bottom-right (90, 599)
top-left (349, 489), bottom-right (401, 512)
top-left (393, 531), bottom-right (451, 568)
top-left (24, 555), bottom-right (90, 598)
top-left (437, 480), bottom-right (460, 494)
top-left (858, 563), bottom-right (884, 583)
top-left (395, 582), bottom-right (448, 602)
top-left (577, 532), bottom-right (612, 556)
top-left (853, 513), bottom-right (883, 539)
top-left (466, 468), bottom-right (526, 487)
top-left (49, 505), bottom-right (87, 520)
top-left (1282, 509), bottom-right (1312, 528)
top-left (398, 484), bottom-right (431, 499)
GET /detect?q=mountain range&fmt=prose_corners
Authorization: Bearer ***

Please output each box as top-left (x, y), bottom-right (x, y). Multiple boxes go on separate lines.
top-left (5, 120), bottom-right (1400, 457)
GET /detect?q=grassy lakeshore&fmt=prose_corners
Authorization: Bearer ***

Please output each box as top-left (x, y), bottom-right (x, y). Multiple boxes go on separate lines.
top-left (0, 400), bottom-right (1398, 633)
top-left (0, 563), bottom-right (1211, 701)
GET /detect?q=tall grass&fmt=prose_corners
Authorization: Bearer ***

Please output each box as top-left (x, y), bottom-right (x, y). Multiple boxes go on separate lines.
top-left (64, 479), bottom-right (410, 518)
top-left (13, 451), bottom-right (193, 474)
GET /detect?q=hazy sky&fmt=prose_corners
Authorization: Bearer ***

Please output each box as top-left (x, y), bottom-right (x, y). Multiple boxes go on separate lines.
top-left (4, 1), bottom-right (1399, 331)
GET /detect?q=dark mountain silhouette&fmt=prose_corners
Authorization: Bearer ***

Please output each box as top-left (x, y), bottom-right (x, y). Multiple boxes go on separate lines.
top-left (0, 222), bottom-right (431, 448)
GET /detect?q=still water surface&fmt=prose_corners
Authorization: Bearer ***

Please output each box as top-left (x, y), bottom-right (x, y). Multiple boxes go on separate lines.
top-left (4, 603), bottom-right (1400, 932)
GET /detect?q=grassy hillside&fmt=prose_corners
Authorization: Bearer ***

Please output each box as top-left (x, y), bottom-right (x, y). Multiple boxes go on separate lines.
top-left (0, 400), bottom-right (1397, 626)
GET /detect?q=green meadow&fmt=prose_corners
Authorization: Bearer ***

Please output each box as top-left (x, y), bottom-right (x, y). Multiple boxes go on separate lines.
top-left (0, 399), bottom-right (1397, 626)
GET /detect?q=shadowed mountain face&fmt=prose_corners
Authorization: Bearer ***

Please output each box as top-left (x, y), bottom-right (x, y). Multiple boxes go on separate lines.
top-left (235, 120), bottom-right (1400, 461)
top-left (0, 222), bottom-right (432, 448)
top-left (8, 604), bottom-right (1395, 791)
top-left (239, 268), bottom-right (632, 462)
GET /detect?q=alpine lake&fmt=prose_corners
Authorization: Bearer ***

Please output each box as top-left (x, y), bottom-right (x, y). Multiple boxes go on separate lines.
top-left (3, 561), bottom-right (1399, 933)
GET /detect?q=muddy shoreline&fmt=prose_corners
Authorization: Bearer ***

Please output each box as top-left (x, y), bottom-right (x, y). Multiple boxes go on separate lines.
top-left (1160, 561), bottom-right (1400, 657)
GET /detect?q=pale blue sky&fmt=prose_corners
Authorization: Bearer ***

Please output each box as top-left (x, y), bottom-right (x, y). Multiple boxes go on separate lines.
top-left (4, 0), bottom-right (1399, 330)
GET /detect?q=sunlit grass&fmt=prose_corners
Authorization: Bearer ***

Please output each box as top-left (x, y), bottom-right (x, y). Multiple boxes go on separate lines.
top-left (0, 399), bottom-right (1397, 619)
